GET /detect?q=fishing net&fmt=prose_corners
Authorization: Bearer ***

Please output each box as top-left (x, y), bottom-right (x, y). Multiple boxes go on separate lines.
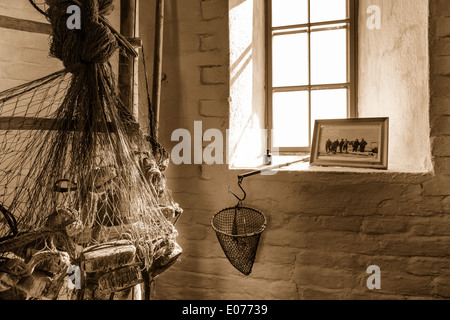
top-left (0, 0), bottom-right (182, 299)
top-left (211, 205), bottom-right (266, 276)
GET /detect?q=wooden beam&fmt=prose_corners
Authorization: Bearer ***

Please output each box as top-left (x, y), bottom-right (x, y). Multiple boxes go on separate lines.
top-left (0, 15), bottom-right (51, 35)
top-left (0, 117), bottom-right (139, 134)
top-left (118, 0), bottom-right (138, 119)
top-left (0, 117), bottom-right (58, 131)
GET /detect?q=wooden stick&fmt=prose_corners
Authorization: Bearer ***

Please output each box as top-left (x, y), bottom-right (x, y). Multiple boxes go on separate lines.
top-left (99, 16), bottom-right (138, 58)
top-left (152, 0), bottom-right (165, 140)
top-left (238, 156), bottom-right (311, 179)
top-left (0, 117), bottom-right (139, 134)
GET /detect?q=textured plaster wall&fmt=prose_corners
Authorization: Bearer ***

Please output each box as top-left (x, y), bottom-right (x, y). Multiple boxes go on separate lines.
top-left (358, 0), bottom-right (432, 172)
top-left (229, 0), bottom-right (266, 167)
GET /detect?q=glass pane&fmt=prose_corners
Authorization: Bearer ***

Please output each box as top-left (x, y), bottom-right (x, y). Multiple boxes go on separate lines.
top-left (273, 33), bottom-right (308, 87)
top-left (310, 0), bottom-right (347, 23)
top-left (311, 29), bottom-right (347, 85)
top-left (272, 91), bottom-right (309, 148)
top-left (272, 0), bottom-right (308, 27)
top-left (311, 88), bottom-right (348, 139)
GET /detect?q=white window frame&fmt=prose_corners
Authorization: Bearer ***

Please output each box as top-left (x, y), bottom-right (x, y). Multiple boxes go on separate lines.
top-left (266, 0), bottom-right (358, 154)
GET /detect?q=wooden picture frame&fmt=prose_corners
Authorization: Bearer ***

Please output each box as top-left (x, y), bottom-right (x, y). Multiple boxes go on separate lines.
top-left (310, 117), bottom-right (389, 170)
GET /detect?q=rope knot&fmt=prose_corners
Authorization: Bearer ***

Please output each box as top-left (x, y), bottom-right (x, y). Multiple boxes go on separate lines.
top-left (47, 0), bottom-right (118, 72)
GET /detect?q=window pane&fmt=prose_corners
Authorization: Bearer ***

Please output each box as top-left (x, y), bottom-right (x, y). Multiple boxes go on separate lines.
top-left (272, 91), bottom-right (309, 148)
top-left (311, 28), bottom-right (347, 85)
top-left (311, 89), bottom-right (347, 137)
top-left (310, 0), bottom-right (347, 23)
top-left (272, 0), bottom-right (308, 27)
top-left (273, 33), bottom-right (308, 87)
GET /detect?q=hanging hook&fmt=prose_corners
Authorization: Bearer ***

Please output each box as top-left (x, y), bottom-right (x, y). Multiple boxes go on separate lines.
top-left (229, 175), bottom-right (246, 203)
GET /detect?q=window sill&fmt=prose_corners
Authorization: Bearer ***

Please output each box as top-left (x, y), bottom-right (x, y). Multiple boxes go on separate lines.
top-left (229, 154), bottom-right (433, 175)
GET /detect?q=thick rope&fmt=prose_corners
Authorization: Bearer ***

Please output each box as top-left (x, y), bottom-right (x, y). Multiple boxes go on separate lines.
top-left (46, 0), bottom-right (118, 73)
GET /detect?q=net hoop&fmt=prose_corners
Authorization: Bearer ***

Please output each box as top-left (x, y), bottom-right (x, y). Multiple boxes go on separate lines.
top-left (211, 206), bottom-right (267, 238)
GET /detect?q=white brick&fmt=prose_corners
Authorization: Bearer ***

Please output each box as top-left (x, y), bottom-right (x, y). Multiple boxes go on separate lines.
top-left (199, 99), bottom-right (228, 117)
top-left (200, 65), bottom-right (228, 84)
top-left (201, 0), bottom-right (228, 20)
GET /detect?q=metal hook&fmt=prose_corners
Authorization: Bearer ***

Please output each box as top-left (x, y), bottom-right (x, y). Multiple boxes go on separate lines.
top-left (229, 175), bottom-right (246, 203)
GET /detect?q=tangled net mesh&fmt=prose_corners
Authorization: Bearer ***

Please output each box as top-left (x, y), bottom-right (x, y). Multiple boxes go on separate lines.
top-left (0, 0), bottom-right (181, 299)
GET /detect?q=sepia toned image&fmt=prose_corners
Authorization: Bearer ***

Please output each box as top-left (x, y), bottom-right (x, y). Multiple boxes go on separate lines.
top-left (317, 125), bottom-right (380, 160)
top-left (310, 118), bottom-right (389, 169)
top-left (0, 0), bottom-right (449, 308)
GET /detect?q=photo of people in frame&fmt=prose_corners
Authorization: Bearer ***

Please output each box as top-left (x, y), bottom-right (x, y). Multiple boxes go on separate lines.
top-left (316, 124), bottom-right (381, 162)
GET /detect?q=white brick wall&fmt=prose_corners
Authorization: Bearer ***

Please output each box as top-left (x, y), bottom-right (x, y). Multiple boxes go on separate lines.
top-left (152, 0), bottom-right (450, 300)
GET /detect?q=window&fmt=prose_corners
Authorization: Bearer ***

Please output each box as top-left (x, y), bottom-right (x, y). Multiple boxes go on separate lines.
top-left (267, 0), bottom-right (358, 153)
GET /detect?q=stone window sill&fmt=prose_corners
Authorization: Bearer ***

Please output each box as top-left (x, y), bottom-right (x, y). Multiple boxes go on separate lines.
top-left (230, 155), bottom-right (433, 176)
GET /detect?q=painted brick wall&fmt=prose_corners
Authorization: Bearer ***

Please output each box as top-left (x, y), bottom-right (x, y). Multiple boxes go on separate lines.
top-left (152, 0), bottom-right (450, 300)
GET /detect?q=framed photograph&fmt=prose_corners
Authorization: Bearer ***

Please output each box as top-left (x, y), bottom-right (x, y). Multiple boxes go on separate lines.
top-left (310, 118), bottom-right (389, 170)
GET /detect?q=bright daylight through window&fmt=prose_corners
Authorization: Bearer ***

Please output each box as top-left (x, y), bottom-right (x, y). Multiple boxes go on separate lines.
top-left (268, 0), bottom-right (357, 152)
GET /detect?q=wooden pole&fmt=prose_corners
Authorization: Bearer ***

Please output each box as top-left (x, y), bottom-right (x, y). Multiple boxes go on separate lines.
top-left (118, 0), bottom-right (143, 301)
top-left (152, 0), bottom-right (165, 140)
top-left (119, 0), bottom-right (138, 120)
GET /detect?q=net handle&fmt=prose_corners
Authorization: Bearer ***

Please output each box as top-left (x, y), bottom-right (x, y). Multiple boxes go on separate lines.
top-left (229, 176), bottom-right (246, 203)
top-left (229, 156), bottom-right (310, 204)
